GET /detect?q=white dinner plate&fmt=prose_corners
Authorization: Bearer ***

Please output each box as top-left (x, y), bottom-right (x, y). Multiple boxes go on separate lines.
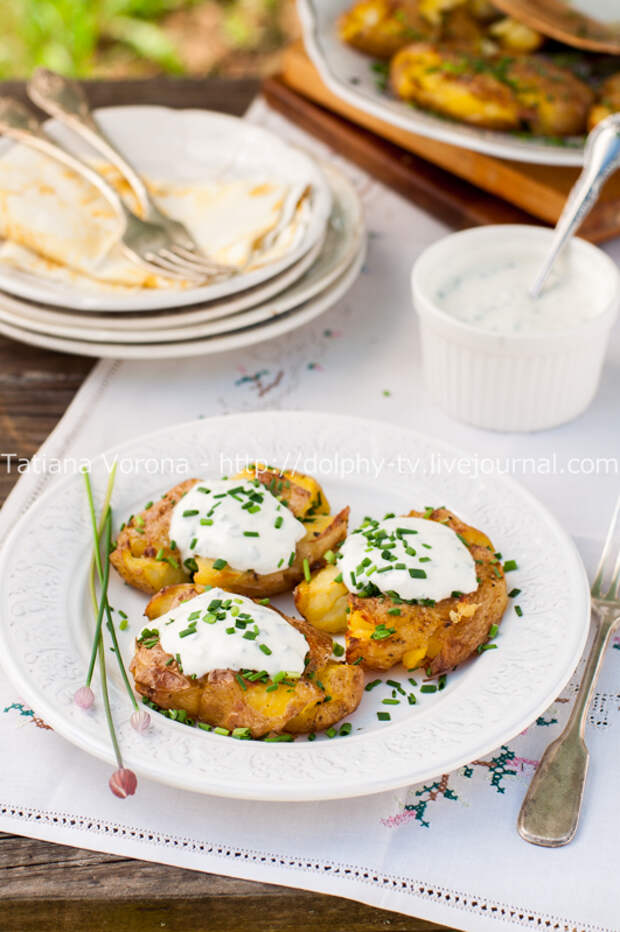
top-left (0, 236), bottom-right (366, 359)
top-left (0, 162), bottom-right (364, 344)
top-left (0, 106), bottom-right (332, 312)
top-left (0, 411), bottom-right (590, 800)
top-left (298, 0), bottom-right (589, 166)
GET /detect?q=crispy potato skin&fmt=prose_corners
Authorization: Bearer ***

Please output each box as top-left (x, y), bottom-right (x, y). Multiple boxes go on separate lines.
top-left (109, 479), bottom-right (195, 594)
top-left (131, 584), bottom-right (364, 737)
top-left (344, 508), bottom-right (508, 675)
top-left (110, 471), bottom-right (348, 597)
top-left (339, 0), bottom-right (437, 59)
top-left (390, 42), bottom-right (592, 134)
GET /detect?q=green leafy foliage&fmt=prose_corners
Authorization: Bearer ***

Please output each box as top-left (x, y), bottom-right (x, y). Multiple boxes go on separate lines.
top-left (0, 0), bottom-right (289, 77)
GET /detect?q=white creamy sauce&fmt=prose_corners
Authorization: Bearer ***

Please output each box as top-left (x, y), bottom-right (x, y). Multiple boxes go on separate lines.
top-left (151, 587), bottom-right (309, 679)
top-left (339, 516), bottom-right (477, 603)
top-left (435, 249), bottom-right (600, 335)
top-left (169, 478), bottom-right (306, 575)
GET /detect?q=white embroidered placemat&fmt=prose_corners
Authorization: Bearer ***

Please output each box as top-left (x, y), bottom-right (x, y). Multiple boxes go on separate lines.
top-left (1, 99), bottom-right (620, 932)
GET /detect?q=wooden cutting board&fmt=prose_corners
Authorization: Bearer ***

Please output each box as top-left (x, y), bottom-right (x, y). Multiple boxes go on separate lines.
top-left (267, 42), bottom-right (620, 242)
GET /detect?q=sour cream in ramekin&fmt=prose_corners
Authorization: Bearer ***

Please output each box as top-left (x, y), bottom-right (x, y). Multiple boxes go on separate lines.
top-left (412, 225), bottom-right (620, 431)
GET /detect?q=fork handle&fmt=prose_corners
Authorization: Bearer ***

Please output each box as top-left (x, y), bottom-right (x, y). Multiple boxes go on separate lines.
top-left (518, 608), bottom-right (619, 846)
top-left (28, 68), bottom-right (151, 216)
top-left (0, 97), bottom-right (130, 224)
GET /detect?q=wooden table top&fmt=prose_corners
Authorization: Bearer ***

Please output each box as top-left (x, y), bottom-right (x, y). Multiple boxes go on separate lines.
top-left (0, 75), bottom-right (452, 932)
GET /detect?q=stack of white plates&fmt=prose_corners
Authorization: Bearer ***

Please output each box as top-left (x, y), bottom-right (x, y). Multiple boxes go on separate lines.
top-left (0, 107), bottom-right (366, 359)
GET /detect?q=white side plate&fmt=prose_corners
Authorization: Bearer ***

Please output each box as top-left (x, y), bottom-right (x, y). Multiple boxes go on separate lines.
top-left (0, 106), bottom-right (332, 312)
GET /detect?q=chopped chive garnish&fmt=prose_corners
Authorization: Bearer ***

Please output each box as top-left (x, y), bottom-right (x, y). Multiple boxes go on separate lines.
top-left (503, 560), bottom-right (518, 572)
top-left (420, 684), bottom-right (437, 693)
top-left (212, 558), bottom-right (228, 570)
top-left (365, 679), bottom-right (382, 691)
top-left (377, 712), bottom-right (391, 721)
top-left (303, 558), bottom-right (311, 583)
top-left (515, 605), bottom-right (523, 617)
top-left (259, 644), bottom-right (272, 655)
top-left (508, 587), bottom-right (521, 598)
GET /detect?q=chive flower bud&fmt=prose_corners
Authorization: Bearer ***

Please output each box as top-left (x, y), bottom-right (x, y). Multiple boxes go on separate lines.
top-left (74, 686), bottom-right (95, 710)
top-left (109, 768), bottom-right (138, 799)
top-left (130, 709), bottom-right (151, 734)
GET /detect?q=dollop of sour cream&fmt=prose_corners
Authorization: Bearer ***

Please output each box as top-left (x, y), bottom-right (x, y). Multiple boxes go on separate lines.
top-left (169, 478), bottom-right (306, 575)
top-left (151, 587), bottom-right (308, 679)
top-left (339, 516), bottom-right (477, 603)
top-left (434, 249), bottom-right (600, 335)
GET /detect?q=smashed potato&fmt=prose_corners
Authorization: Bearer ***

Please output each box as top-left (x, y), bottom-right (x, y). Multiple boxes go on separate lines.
top-left (111, 467), bottom-right (348, 597)
top-left (588, 73), bottom-right (620, 129)
top-left (294, 507), bottom-right (507, 676)
top-left (390, 43), bottom-right (593, 134)
top-left (344, 508), bottom-right (508, 675)
top-left (488, 16), bottom-right (543, 53)
top-left (391, 42), bottom-right (522, 129)
top-left (131, 583), bottom-right (364, 737)
top-left (338, 0), bottom-right (437, 59)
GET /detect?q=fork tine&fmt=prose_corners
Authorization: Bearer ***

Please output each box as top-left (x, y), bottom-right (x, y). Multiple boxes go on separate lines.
top-left (607, 550), bottom-right (620, 601)
top-left (592, 494), bottom-right (620, 598)
top-left (158, 247), bottom-right (224, 279)
top-left (167, 245), bottom-right (234, 277)
top-left (144, 253), bottom-right (206, 283)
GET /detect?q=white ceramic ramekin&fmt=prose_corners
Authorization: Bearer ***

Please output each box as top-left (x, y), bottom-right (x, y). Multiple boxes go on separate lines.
top-left (411, 225), bottom-right (620, 432)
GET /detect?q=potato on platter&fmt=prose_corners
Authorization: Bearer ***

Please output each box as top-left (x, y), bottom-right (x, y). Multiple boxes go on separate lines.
top-left (338, 0), bottom-right (438, 59)
top-left (487, 16), bottom-right (543, 54)
top-left (344, 508), bottom-right (508, 675)
top-left (130, 583), bottom-right (364, 738)
top-left (588, 73), bottom-right (620, 130)
top-left (390, 42), bottom-right (593, 134)
top-left (507, 56), bottom-right (593, 136)
top-left (390, 42), bottom-right (523, 129)
top-left (110, 465), bottom-right (349, 597)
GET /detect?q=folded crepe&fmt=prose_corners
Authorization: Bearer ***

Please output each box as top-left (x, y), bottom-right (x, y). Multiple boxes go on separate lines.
top-left (0, 144), bottom-right (312, 290)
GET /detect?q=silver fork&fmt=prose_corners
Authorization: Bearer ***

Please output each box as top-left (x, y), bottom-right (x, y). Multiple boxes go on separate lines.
top-left (518, 495), bottom-right (620, 847)
top-left (0, 97), bottom-right (220, 284)
top-left (27, 68), bottom-right (233, 279)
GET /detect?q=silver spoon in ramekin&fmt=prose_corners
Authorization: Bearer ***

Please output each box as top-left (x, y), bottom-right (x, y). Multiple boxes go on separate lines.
top-left (530, 113), bottom-right (620, 299)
